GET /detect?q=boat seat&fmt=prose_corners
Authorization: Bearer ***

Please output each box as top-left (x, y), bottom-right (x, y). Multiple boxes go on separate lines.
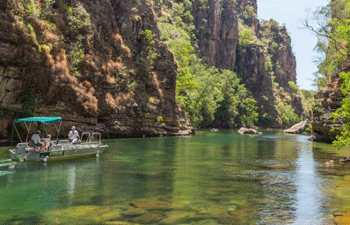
top-left (28, 140), bottom-right (35, 148)
top-left (15, 145), bottom-right (26, 155)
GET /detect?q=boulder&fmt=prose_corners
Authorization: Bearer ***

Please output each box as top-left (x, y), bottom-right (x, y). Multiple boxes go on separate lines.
top-left (283, 120), bottom-right (308, 134)
top-left (238, 127), bottom-right (259, 135)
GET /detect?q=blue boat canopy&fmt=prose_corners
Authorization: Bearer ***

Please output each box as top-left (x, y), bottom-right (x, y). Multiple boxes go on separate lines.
top-left (13, 117), bottom-right (62, 125)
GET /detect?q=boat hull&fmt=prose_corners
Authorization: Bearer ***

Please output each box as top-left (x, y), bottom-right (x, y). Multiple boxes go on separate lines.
top-left (10, 145), bottom-right (108, 162)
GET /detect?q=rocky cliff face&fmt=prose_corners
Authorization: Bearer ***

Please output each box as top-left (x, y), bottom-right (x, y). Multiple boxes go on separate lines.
top-left (191, 0), bottom-right (238, 71)
top-left (191, 0), bottom-right (303, 127)
top-left (236, 0), bottom-right (259, 34)
top-left (0, 0), bottom-right (193, 139)
top-left (309, 0), bottom-right (350, 144)
top-left (311, 73), bottom-right (344, 143)
top-left (0, 0), bottom-right (305, 141)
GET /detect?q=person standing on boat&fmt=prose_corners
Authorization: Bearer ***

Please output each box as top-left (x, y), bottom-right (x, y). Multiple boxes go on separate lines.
top-left (68, 126), bottom-right (80, 144)
top-left (31, 130), bottom-right (43, 150)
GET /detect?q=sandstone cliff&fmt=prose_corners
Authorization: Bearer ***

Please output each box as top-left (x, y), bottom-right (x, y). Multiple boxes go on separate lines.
top-left (191, 0), bottom-right (238, 71)
top-left (191, 0), bottom-right (304, 127)
top-left (0, 0), bottom-right (306, 141)
top-left (309, 0), bottom-right (350, 144)
top-left (311, 73), bottom-right (344, 143)
top-left (0, 0), bottom-right (193, 139)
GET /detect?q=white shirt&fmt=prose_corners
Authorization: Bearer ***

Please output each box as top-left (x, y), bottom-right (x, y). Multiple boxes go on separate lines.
top-left (68, 130), bottom-right (79, 140)
top-left (31, 134), bottom-right (41, 144)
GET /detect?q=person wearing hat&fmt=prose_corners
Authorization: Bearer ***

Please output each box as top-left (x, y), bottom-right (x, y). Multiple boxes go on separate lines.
top-left (31, 130), bottom-right (43, 150)
top-left (68, 126), bottom-right (80, 144)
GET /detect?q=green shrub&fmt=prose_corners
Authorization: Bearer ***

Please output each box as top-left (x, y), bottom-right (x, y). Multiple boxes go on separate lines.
top-left (157, 116), bottom-right (164, 123)
top-left (288, 81), bottom-right (299, 92)
top-left (24, 0), bottom-right (41, 18)
top-left (138, 30), bottom-right (158, 74)
top-left (238, 21), bottom-right (257, 47)
top-left (67, 35), bottom-right (85, 77)
top-left (242, 5), bottom-right (257, 19)
top-left (67, 3), bottom-right (91, 29)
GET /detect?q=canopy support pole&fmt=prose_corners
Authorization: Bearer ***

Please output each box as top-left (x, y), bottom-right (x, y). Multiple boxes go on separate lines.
top-left (25, 122), bottom-right (33, 142)
top-left (43, 124), bottom-right (49, 137)
top-left (58, 121), bottom-right (62, 140)
top-left (10, 123), bottom-right (14, 147)
top-left (53, 122), bottom-right (60, 142)
top-left (14, 124), bottom-right (23, 143)
top-left (24, 122), bottom-right (29, 142)
top-left (60, 121), bottom-right (66, 139)
top-left (23, 122), bottom-right (29, 131)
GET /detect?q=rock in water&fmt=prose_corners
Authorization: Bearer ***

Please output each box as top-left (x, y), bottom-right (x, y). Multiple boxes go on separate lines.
top-left (238, 127), bottom-right (259, 135)
top-left (283, 120), bottom-right (308, 134)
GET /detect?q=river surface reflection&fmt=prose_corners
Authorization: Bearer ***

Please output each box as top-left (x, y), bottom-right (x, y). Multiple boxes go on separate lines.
top-left (0, 131), bottom-right (338, 224)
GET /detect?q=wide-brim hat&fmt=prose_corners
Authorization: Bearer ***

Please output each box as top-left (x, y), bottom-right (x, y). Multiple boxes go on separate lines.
top-left (71, 126), bottom-right (76, 129)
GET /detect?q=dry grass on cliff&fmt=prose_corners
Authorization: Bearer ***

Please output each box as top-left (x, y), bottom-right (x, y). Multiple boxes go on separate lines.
top-left (105, 92), bottom-right (118, 110)
top-left (73, 84), bottom-right (98, 114)
top-left (101, 60), bottom-right (124, 75)
top-left (108, 92), bottom-right (134, 112)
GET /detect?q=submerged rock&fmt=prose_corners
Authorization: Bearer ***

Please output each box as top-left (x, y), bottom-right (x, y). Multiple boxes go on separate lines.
top-left (262, 164), bottom-right (295, 170)
top-left (103, 222), bottom-right (136, 225)
top-left (325, 160), bottom-right (335, 167)
top-left (283, 120), bottom-right (308, 134)
top-left (129, 198), bottom-right (182, 211)
top-left (44, 205), bottom-right (121, 224)
top-left (130, 212), bottom-right (164, 224)
top-left (121, 208), bottom-right (147, 217)
top-left (161, 211), bottom-right (198, 224)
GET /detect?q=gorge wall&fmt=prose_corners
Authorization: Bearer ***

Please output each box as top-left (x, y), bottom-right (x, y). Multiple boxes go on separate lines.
top-left (0, 0), bottom-right (193, 139)
top-left (311, 74), bottom-right (343, 143)
top-left (311, 63), bottom-right (350, 143)
top-left (0, 0), bottom-right (305, 140)
top-left (190, 0), bottom-right (304, 127)
top-left (310, 0), bottom-right (350, 144)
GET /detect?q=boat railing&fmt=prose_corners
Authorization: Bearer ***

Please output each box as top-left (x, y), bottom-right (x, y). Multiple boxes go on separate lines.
top-left (80, 132), bottom-right (92, 143)
top-left (16, 142), bottom-right (29, 148)
top-left (91, 132), bottom-right (102, 145)
top-left (47, 132), bottom-right (103, 150)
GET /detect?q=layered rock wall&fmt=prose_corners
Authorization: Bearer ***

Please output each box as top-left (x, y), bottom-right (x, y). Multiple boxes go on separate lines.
top-left (191, 0), bottom-right (239, 71)
top-left (191, 0), bottom-right (303, 127)
top-left (311, 74), bottom-right (344, 143)
top-left (0, 0), bottom-right (193, 139)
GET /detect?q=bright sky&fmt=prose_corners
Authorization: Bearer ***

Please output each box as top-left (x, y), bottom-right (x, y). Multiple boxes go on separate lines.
top-left (258, 0), bottom-right (330, 90)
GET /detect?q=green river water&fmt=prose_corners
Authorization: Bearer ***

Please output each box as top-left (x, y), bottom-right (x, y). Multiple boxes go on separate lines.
top-left (0, 130), bottom-right (349, 224)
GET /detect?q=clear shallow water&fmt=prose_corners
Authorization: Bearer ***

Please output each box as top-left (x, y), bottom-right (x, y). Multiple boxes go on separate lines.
top-left (0, 131), bottom-right (339, 224)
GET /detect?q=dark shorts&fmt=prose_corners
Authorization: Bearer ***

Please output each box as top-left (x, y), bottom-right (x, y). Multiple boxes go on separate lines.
top-left (35, 143), bottom-right (42, 147)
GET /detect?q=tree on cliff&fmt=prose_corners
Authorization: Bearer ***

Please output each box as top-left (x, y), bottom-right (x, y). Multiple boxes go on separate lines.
top-left (306, 0), bottom-right (350, 148)
top-left (305, 1), bottom-right (349, 89)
